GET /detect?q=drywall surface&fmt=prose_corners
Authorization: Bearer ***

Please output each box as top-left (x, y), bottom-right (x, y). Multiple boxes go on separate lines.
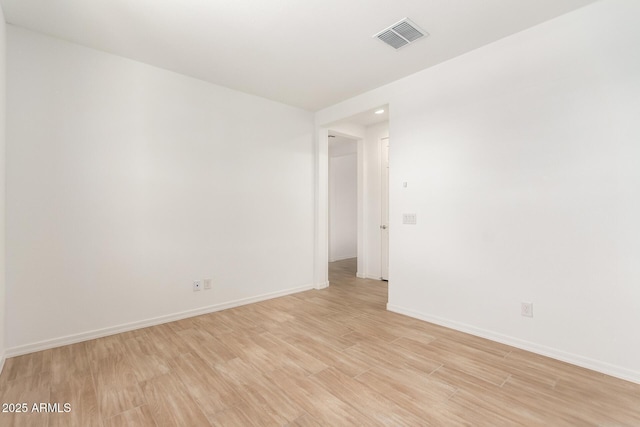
top-left (0, 5), bottom-right (6, 370)
top-left (316, 0), bottom-right (640, 382)
top-left (329, 142), bottom-right (357, 261)
top-left (6, 26), bottom-right (315, 351)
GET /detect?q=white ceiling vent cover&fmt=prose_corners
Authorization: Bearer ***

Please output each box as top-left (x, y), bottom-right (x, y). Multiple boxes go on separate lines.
top-left (374, 18), bottom-right (428, 50)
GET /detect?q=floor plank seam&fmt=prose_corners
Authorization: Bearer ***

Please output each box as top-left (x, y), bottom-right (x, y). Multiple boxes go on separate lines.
top-left (499, 373), bottom-right (512, 388)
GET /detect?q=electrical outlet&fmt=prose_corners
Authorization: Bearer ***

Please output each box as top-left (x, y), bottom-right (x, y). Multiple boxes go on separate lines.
top-left (203, 278), bottom-right (212, 290)
top-left (193, 280), bottom-right (202, 292)
top-left (521, 302), bottom-right (533, 317)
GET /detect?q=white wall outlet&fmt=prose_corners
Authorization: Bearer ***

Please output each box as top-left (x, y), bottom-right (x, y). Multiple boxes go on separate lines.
top-left (521, 302), bottom-right (533, 317)
top-left (193, 280), bottom-right (202, 292)
top-left (402, 213), bottom-right (417, 225)
top-left (203, 278), bottom-right (212, 290)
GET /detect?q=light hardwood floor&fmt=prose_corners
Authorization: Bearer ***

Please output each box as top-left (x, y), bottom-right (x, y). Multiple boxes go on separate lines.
top-left (1, 258), bottom-right (639, 426)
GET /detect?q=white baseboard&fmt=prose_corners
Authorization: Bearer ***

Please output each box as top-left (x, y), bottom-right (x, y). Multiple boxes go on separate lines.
top-left (315, 281), bottom-right (330, 290)
top-left (354, 272), bottom-right (380, 281)
top-left (387, 303), bottom-right (640, 385)
top-left (5, 284), bottom-right (315, 358)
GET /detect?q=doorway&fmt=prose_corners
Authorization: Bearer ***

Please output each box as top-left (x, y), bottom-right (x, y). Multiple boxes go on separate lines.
top-left (328, 135), bottom-right (358, 265)
top-left (314, 106), bottom-right (390, 289)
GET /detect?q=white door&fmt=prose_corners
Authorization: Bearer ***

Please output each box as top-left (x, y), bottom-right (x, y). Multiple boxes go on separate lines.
top-left (381, 137), bottom-right (390, 281)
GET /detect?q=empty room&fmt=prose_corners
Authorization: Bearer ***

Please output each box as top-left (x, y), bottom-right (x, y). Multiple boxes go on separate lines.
top-left (0, 0), bottom-right (639, 425)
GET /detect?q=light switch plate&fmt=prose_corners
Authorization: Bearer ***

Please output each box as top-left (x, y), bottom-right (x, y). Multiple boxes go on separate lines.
top-left (402, 213), bottom-right (417, 225)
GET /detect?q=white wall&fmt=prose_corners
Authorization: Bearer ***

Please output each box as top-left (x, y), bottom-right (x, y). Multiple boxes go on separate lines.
top-left (329, 140), bottom-right (356, 261)
top-left (6, 26), bottom-right (315, 353)
top-left (316, 0), bottom-right (640, 383)
top-left (0, 5), bottom-right (6, 372)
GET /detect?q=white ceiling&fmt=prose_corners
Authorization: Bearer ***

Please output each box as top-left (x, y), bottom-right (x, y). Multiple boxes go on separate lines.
top-left (0, 0), bottom-right (597, 111)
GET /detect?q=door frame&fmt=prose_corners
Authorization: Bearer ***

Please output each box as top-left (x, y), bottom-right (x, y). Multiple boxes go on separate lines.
top-left (313, 126), bottom-right (366, 288)
top-left (314, 108), bottom-right (390, 288)
top-left (327, 130), bottom-right (365, 277)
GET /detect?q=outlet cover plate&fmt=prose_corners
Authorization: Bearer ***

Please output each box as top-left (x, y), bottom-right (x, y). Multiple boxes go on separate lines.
top-left (521, 302), bottom-right (533, 317)
top-left (193, 280), bottom-right (202, 292)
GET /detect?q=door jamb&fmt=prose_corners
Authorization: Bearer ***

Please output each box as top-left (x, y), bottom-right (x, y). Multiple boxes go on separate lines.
top-left (314, 127), bottom-right (365, 288)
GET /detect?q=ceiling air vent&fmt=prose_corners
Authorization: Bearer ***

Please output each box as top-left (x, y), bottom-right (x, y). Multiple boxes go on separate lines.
top-left (374, 18), bottom-right (428, 50)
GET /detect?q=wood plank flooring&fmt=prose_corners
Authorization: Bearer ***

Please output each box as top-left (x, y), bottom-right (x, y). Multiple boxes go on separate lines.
top-left (1, 257), bottom-right (639, 426)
